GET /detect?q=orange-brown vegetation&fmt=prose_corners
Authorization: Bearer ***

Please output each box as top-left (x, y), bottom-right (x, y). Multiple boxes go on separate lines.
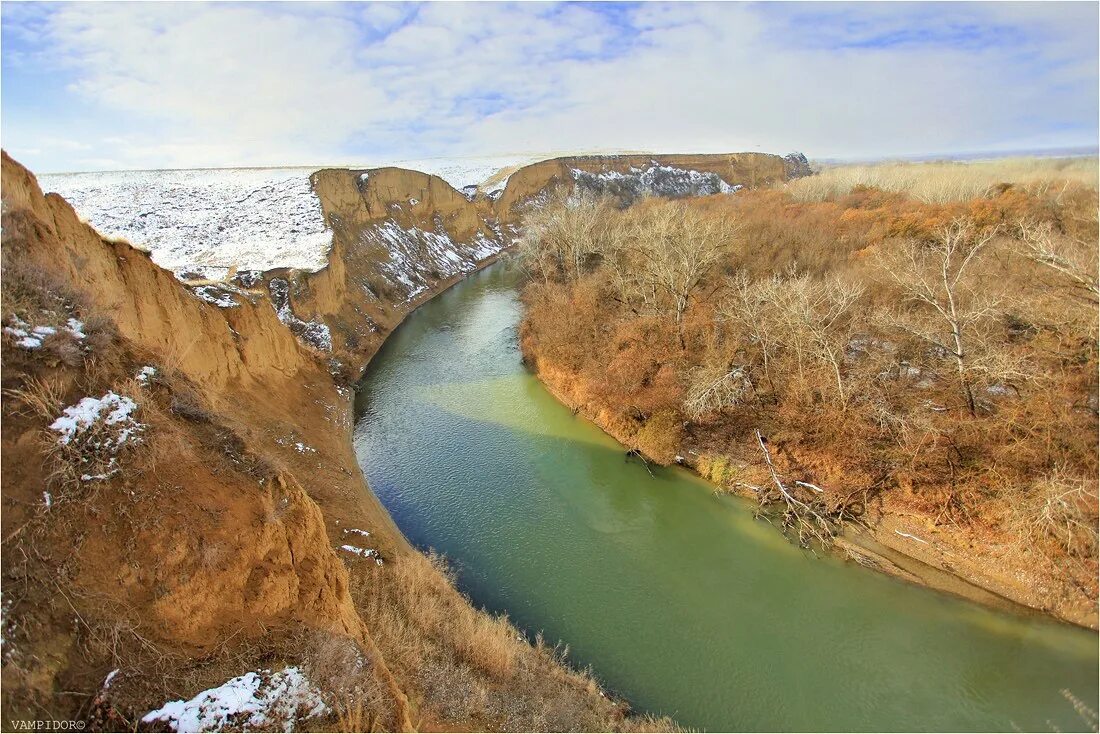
top-left (518, 172), bottom-right (1099, 626)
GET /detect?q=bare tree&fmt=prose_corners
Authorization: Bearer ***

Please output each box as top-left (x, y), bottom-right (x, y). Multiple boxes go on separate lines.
top-left (517, 190), bottom-right (616, 282)
top-left (737, 430), bottom-right (839, 550)
top-left (719, 272), bottom-right (784, 394)
top-left (779, 275), bottom-right (865, 411)
top-left (683, 363), bottom-right (752, 419)
top-left (1014, 219), bottom-right (1099, 301)
top-left (879, 218), bottom-right (1003, 415)
top-left (621, 203), bottom-right (738, 348)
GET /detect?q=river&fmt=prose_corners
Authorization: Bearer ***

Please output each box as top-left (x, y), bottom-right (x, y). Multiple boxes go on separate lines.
top-left (353, 261), bottom-right (1098, 732)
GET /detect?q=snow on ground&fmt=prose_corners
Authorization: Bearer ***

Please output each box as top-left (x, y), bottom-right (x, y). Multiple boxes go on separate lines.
top-left (49, 392), bottom-right (142, 447)
top-left (571, 161), bottom-right (742, 201)
top-left (135, 366), bottom-right (158, 385)
top-left (141, 667), bottom-right (328, 732)
top-left (267, 278), bottom-right (332, 351)
top-left (39, 168), bottom-right (333, 280)
top-left (191, 285), bottom-right (241, 308)
top-left (48, 391), bottom-right (145, 482)
top-left (340, 544), bottom-right (383, 565)
top-left (38, 157), bottom-right (543, 279)
top-left (3, 316), bottom-right (86, 350)
top-left (365, 220), bottom-right (505, 302)
top-left (1, 593), bottom-right (15, 662)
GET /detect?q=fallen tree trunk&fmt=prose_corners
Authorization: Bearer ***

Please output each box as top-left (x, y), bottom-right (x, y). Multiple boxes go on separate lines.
top-left (748, 429), bottom-right (839, 551)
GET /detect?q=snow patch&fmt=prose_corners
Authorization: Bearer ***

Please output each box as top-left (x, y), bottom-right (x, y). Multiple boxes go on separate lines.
top-left (571, 161), bottom-right (741, 202)
top-left (1, 593), bottom-right (14, 662)
top-left (141, 666), bottom-right (328, 732)
top-left (340, 545), bottom-right (383, 566)
top-left (191, 285), bottom-right (240, 308)
top-left (50, 392), bottom-right (142, 446)
top-left (4, 315), bottom-right (85, 350)
top-left (48, 392), bottom-right (145, 482)
top-left (136, 366), bottom-right (158, 385)
top-left (363, 220), bottom-right (504, 302)
top-left (268, 278), bottom-right (331, 351)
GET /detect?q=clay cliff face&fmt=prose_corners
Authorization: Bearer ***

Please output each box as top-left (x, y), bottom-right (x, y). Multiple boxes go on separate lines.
top-left (1, 155), bottom-right (312, 396)
top-left (1, 151), bottom-right (414, 728)
top-left (281, 167), bottom-right (506, 369)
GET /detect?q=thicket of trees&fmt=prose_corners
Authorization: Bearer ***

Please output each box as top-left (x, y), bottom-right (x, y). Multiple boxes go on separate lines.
top-left (518, 182), bottom-right (1098, 567)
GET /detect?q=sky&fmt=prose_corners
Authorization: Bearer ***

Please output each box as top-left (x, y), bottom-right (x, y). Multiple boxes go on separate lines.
top-left (1, 1), bottom-right (1097, 173)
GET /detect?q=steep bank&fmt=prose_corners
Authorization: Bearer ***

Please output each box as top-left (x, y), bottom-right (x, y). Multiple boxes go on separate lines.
top-left (5, 151), bottom-right (725, 731)
top-left (1, 150), bottom-right (415, 729)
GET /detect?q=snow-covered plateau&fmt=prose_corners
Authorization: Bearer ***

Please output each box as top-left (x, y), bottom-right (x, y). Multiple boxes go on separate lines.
top-left (38, 156), bottom-right (539, 280)
top-left (40, 168), bottom-right (333, 280)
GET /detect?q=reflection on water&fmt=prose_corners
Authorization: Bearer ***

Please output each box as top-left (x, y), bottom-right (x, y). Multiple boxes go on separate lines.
top-left (354, 262), bottom-right (1099, 732)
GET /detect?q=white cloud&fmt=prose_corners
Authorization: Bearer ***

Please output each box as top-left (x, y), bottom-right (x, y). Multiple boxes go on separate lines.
top-left (3, 1), bottom-right (1095, 171)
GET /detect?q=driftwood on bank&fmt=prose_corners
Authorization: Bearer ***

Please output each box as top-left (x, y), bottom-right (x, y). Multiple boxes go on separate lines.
top-left (736, 429), bottom-right (840, 551)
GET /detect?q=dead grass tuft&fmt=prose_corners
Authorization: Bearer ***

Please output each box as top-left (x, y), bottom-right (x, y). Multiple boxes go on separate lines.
top-left (3, 374), bottom-right (68, 420)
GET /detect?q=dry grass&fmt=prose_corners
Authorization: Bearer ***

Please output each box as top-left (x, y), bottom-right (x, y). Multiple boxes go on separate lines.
top-left (3, 374), bottom-right (67, 420)
top-left (351, 551), bottom-right (678, 732)
top-left (787, 156), bottom-right (1098, 203)
top-left (300, 631), bottom-right (395, 732)
top-left (356, 551), bottom-right (518, 680)
top-left (43, 380), bottom-right (148, 496)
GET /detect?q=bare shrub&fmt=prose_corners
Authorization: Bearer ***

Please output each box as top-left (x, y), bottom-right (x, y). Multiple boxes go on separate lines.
top-left (616, 201), bottom-right (739, 347)
top-left (1014, 219), bottom-right (1099, 301)
top-left (302, 632), bottom-right (393, 732)
top-left (633, 409), bottom-right (682, 465)
top-left (1008, 468), bottom-right (1099, 558)
top-left (45, 387), bottom-right (147, 494)
top-left (518, 189), bottom-right (620, 283)
top-left (684, 363), bottom-right (751, 419)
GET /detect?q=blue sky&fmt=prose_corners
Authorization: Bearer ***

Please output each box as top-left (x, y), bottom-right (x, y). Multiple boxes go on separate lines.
top-left (2, 1), bottom-right (1097, 172)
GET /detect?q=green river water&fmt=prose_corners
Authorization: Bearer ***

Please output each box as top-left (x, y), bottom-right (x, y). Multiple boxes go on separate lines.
top-left (353, 261), bottom-right (1098, 732)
